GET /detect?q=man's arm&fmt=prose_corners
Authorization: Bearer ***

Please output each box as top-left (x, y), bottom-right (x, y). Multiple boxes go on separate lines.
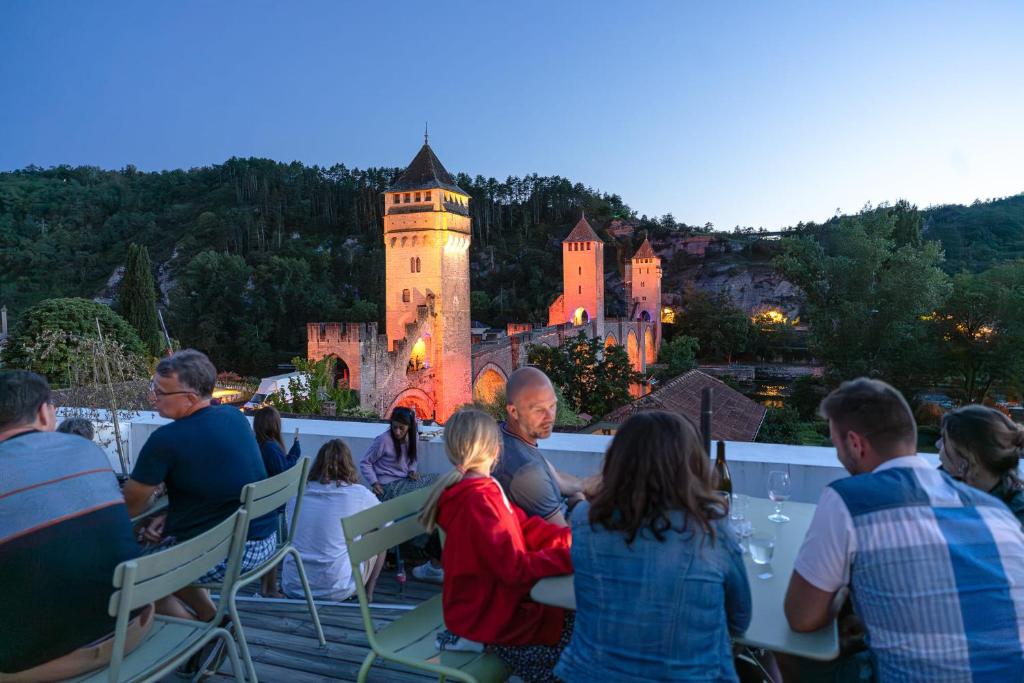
top-left (123, 479), bottom-right (159, 517)
top-left (785, 571), bottom-right (839, 632)
top-left (542, 456), bottom-right (586, 497)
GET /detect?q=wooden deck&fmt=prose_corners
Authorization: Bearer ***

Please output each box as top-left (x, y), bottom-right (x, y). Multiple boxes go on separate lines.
top-left (204, 571), bottom-right (444, 682)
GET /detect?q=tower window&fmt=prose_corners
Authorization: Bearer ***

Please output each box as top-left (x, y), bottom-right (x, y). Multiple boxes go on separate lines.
top-left (392, 194), bottom-right (399, 205)
top-left (425, 191), bottom-right (431, 201)
top-left (578, 285), bottom-right (582, 295)
top-left (578, 266), bottom-right (581, 275)
top-left (415, 192), bottom-right (421, 202)
top-left (416, 257), bottom-right (421, 272)
top-left (410, 257), bottom-right (415, 273)
top-left (642, 296), bottom-right (647, 301)
top-left (586, 242), bottom-right (591, 250)
top-left (402, 289), bottom-right (411, 303)
top-left (641, 281), bottom-right (645, 287)
top-left (403, 193), bottom-right (411, 203)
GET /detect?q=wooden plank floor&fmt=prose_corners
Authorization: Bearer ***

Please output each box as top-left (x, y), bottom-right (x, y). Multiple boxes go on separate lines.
top-left (202, 571), bottom-right (444, 682)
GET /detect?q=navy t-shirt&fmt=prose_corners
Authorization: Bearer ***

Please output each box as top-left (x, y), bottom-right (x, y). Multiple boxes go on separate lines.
top-left (493, 423), bottom-right (563, 520)
top-left (132, 405), bottom-right (276, 541)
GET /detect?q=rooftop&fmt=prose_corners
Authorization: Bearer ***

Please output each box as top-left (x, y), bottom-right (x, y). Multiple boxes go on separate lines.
top-left (387, 143), bottom-right (467, 196)
top-left (562, 214), bottom-right (602, 243)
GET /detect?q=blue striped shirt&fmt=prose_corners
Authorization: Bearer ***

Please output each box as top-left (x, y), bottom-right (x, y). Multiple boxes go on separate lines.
top-left (795, 455), bottom-right (1024, 682)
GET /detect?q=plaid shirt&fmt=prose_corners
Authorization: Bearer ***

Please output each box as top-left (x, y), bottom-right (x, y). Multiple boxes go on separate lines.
top-left (827, 460), bottom-right (1024, 682)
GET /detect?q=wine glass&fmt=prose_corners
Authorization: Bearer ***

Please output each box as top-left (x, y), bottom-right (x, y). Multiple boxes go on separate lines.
top-left (767, 470), bottom-right (791, 523)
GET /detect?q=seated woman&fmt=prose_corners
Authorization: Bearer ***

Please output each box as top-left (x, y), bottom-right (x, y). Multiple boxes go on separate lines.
top-left (555, 410), bottom-right (752, 683)
top-left (253, 405), bottom-right (302, 597)
top-left (281, 439), bottom-right (386, 601)
top-left (418, 409), bottom-right (573, 683)
top-left (360, 406), bottom-right (441, 581)
top-left (940, 404), bottom-right (1024, 524)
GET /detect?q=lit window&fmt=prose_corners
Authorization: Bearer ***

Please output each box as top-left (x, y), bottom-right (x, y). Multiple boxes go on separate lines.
top-left (402, 289), bottom-right (410, 303)
top-left (425, 191), bottom-right (431, 201)
top-left (586, 243), bottom-right (591, 250)
top-left (404, 193), bottom-right (411, 203)
top-left (415, 192), bottom-right (421, 202)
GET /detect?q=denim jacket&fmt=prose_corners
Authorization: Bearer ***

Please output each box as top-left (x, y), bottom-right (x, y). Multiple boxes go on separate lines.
top-left (555, 502), bottom-right (752, 682)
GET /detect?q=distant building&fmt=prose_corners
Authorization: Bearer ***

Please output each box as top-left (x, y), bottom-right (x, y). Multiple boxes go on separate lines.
top-left (547, 214), bottom-right (606, 334)
top-left (594, 370), bottom-right (767, 441)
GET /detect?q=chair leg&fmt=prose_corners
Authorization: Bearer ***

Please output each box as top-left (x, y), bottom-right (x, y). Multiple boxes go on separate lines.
top-left (217, 628), bottom-right (247, 683)
top-left (228, 584), bottom-right (260, 683)
top-left (356, 651), bottom-right (376, 683)
top-left (288, 547), bottom-right (327, 646)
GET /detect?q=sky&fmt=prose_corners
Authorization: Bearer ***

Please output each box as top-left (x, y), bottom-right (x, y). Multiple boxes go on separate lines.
top-left (1, 0), bottom-right (1022, 230)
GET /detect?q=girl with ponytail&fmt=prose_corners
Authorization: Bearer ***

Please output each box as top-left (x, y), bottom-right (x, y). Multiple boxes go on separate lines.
top-left (940, 404), bottom-right (1024, 524)
top-left (419, 408), bottom-right (573, 683)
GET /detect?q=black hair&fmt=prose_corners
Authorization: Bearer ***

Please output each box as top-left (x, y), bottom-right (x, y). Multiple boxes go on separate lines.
top-left (0, 370), bottom-right (51, 431)
top-left (390, 406), bottom-right (418, 464)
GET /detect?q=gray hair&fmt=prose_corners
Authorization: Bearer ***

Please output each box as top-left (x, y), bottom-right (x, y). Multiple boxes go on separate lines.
top-left (0, 370), bottom-right (51, 430)
top-left (57, 417), bottom-right (95, 441)
top-left (156, 349), bottom-right (217, 398)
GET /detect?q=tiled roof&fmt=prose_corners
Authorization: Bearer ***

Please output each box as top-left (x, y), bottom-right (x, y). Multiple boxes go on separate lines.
top-left (388, 144), bottom-right (467, 195)
top-left (632, 238), bottom-right (657, 260)
top-left (563, 215), bottom-right (602, 243)
top-left (602, 370), bottom-right (767, 442)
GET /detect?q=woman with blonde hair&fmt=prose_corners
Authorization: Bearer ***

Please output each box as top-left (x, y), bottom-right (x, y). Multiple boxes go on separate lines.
top-left (419, 408), bottom-right (573, 683)
top-left (940, 404), bottom-right (1024, 524)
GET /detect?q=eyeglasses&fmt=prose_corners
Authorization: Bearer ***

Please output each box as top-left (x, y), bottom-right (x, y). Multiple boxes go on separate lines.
top-left (148, 380), bottom-right (196, 398)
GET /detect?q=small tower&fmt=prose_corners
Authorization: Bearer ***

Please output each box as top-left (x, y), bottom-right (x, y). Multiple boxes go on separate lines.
top-left (624, 237), bottom-right (661, 323)
top-left (383, 140), bottom-right (472, 422)
top-left (559, 213), bottom-right (605, 331)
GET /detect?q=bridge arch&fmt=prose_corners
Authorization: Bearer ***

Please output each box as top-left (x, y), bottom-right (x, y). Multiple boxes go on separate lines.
top-left (572, 307), bottom-right (590, 326)
top-left (473, 364), bottom-right (508, 406)
top-left (604, 333), bottom-right (618, 350)
top-left (644, 326), bottom-right (656, 366)
top-left (626, 329), bottom-right (641, 373)
top-left (388, 388), bottom-right (435, 422)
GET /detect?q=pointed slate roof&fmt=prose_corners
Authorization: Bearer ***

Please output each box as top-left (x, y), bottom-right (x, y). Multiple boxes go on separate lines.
top-left (563, 214), bottom-right (602, 243)
top-left (632, 237), bottom-right (657, 260)
top-left (388, 143), bottom-right (467, 195)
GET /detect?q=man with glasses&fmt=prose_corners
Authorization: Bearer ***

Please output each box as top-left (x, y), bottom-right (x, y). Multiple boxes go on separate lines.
top-left (123, 349), bottom-right (277, 621)
top-left (0, 370), bottom-right (150, 680)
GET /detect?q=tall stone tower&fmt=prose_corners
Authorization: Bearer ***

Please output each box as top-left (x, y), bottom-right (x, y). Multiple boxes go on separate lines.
top-left (624, 237), bottom-right (661, 323)
top-left (558, 213), bottom-right (605, 331)
top-left (383, 139), bottom-right (472, 422)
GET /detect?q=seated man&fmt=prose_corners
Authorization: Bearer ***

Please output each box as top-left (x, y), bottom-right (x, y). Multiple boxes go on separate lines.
top-left (493, 366), bottom-right (588, 526)
top-left (0, 371), bottom-right (151, 681)
top-left (785, 378), bottom-right (1024, 681)
top-left (123, 349), bottom-right (277, 621)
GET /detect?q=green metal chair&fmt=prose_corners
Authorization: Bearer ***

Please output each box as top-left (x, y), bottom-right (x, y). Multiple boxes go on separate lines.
top-left (341, 486), bottom-right (509, 683)
top-left (200, 459), bottom-right (325, 683)
top-left (68, 510), bottom-right (250, 683)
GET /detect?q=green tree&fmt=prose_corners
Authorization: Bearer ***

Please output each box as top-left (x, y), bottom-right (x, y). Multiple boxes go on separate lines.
top-left (2, 297), bottom-right (146, 383)
top-left (775, 207), bottom-right (951, 392)
top-left (656, 334), bottom-right (699, 379)
top-left (677, 288), bottom-right (751, 362)
top-left (116, 243), bottom-right (162, 355)
top-left (527, 332), bottom-right (641, 418)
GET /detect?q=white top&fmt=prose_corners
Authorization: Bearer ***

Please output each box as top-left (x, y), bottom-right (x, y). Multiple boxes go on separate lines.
top-left (281, 481), bottom-right (380, 600)
top-left (793, 455), bottom-right (933, 593)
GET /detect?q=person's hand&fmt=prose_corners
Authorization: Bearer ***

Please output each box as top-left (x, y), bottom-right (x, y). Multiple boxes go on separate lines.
top-left (372, 483), bottom-right (385, 497)
top-left (142, 514), bottom-right (166, 544)
top-left (293, 427), bottom-right (300, 443)
top-left (408, 471), bottom-right (420, 481)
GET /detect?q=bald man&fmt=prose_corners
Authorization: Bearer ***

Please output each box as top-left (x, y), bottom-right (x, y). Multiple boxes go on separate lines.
top-left (494, 367), bottom-right (587, 526)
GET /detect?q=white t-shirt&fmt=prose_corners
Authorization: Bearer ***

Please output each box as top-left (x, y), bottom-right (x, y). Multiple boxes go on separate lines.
top-left (793, 455), bottom-right (934, 593)
top-left (281, 481), bottom-right (380, 600)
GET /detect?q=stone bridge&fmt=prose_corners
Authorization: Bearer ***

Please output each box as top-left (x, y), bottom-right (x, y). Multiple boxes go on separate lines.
top-left (470, 318), bottom-right (660, 405)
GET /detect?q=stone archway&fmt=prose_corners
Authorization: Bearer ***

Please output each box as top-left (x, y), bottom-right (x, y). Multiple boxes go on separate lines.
top-left (644, 326), bottom-right (656, 366)
top-left (473, 365), bottom-right (508, 406)
top-left (389, 388), bottom-right (435, 423)
top-left (604, 333), bottom-right (618, 350)
top-left (327, 355), bottom-right (350, 389)
top-left (640, 310), bottom-right (652, 322)
top-left (626, 330), bottom-right (641, 373)
top-left (572, 307), bottom-right (590, 326)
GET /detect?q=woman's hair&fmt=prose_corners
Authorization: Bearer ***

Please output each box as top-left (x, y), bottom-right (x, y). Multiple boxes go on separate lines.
top-left (253, 405), bottom-right (285, 451)
top-left (588, 410), bottom-right (723, 545)
top-left (390, 406), bottom-right (418, 465)
top-left (418, 408), bottom-right (502, 532)
top-left (942, 405), bottom-right (1024, 487)
top-left (308, 439), bottom-right (359, 486)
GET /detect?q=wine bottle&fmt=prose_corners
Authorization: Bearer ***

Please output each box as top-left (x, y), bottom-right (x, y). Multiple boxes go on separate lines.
top-left (714, 440), bottom-right (733, 494)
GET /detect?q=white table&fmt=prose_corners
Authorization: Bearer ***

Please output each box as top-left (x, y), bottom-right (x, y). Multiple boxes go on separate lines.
top-left (530, 497), bottom-right (839, 661)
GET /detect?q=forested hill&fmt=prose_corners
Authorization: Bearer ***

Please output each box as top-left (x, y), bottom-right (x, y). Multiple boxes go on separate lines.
top-left (1, 159), bottom-right (1021, 374)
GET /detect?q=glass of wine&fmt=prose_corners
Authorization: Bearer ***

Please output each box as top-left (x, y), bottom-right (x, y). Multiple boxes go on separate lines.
top-left (767, 470), bottom-right (791, 523)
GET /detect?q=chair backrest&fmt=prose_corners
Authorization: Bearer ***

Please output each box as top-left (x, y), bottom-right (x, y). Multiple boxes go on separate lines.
top-left (104, 510), bottom-right (249, 681)
top-left (240, 458), bottom-right (309, 544)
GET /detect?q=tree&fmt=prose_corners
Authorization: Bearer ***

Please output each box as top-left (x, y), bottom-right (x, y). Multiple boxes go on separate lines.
top-left (656, 335), bottom-right (699, 379)
top-left (116, 243), bottom-right (162, 355)
top-left (527, 332), bottom-right (641, 418)
top-left (2, 297), bottom-right (147, 383)
top-left (931, 262), bottom-right (1024, 403)
top-left (775, 207), bottom-right (951, 392)
top-left (676, 288), bottom-right (750, 362)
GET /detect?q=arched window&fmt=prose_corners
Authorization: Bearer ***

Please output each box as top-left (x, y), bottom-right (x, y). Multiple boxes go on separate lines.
top-left (578, 266), bottom-right (581, 275)
top-left (578, 285), bottom-right (582, 295)
top-left (402, 289), bottom-right (410, 303)
top-left (410, 257), bottom-right (415, 273)
top-left (425, 191), bottom-right (431, 201)
top-left (416, 257), bottom-right (421, 272)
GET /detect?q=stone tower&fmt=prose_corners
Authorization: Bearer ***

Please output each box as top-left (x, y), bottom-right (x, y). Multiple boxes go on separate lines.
top-left (383, 140), bottom-right (472, 422)
top-left (624, 237), bottom-right (661, 323)
top-left (557, 213), bottom-right (605, 331)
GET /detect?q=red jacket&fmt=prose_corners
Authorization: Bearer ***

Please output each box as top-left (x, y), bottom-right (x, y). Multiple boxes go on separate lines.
top-left (437, 476), bottom-right (572, 646)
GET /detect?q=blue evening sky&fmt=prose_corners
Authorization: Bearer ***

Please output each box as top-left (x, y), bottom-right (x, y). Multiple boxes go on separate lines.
top-left (1, 1), bottom-right (1022, 229)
